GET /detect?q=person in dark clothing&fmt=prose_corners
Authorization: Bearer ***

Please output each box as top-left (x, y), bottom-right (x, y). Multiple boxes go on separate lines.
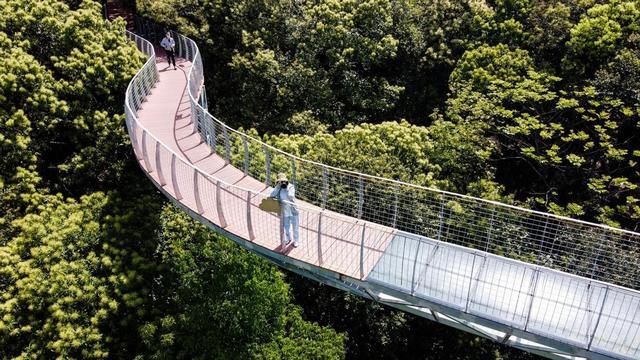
top-left (161, 32), bottom-right (176, 70)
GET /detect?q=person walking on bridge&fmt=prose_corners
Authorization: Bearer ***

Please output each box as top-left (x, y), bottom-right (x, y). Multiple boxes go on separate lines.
top-left (271, 173), bottom-right (299, 248)
top-left (161, 31), bottom-right (176, 70)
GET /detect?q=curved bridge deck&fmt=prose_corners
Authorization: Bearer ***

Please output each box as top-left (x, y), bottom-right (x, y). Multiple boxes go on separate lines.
top-left (125, 30), bottom-right (640, 360)
top-left (136, 57), bottom-right (395, 278)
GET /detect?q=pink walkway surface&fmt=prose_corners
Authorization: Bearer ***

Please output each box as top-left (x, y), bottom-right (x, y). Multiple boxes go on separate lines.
top-left (135, 57), bottom-right (396, 279)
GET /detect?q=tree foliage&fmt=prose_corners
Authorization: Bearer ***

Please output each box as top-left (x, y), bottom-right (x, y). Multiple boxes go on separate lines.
top-left (138, 205), bottom-right (345, 360)
top-left (1, 1), bottom-right (345, 359)
top-left (3, 0), bottom-right (639, 358)
top-left (139, 0), bottom-right (639, 357)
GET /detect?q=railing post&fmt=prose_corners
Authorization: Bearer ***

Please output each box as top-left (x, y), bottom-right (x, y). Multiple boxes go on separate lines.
top-left (437, 201), bottom-right (445, 242)
top-left (410, 238), bottom-right (421, 295)
top-left (133, 80), bottom-right (142, 110)
top-left (243, 135), bottom-right (249, 176)
top-left (279, 206), bottom-right (285, 247)
top-left (392, 186), bottom-right (399, 228)
top-left (291, 158), bottom-right (297, 186)
top-left (485, 208), bottom-right (496, 252)
top-left (171, 154), bottom-right (182, 200)
top-left (246, 192), bottom-right (255, 240)
top-left (222, 126), bottom-right (230, 164)
top-left (130, 123), bottom-right (142, 161)
top-left (357, 176), bottom-right (364, 219)
top-left (190, 102), bottom-right (198, 137)
top-left (317, 211), bottom-right (323, 266)
top-left (322, 167), bottom-right (328, 209)
top-left (465, 255), bottom-right (478, 312)
top-left (264, 145), bottom-right (271, 186)
top-left (211, 120), bottom-right (217, 153)
top-left (413, 245), bottom-right (440, 291)
top-left (588, 286), bottom-right (609, 350)
top-left (200, 86), bottom-right (208, 110)
top-left (193, 171), bottom-right (204, 214)
top-left (589, 232), bottom-right (606, 280)
top-left (524, 269), bottom-right (541, 331)
top-left (360, 223), bottom-right (367, 279)
top-left (538, 215), bottom-right (550, 263)
top-left (141, 130), bottom-right (152, 171)
top-left (185, 35), bottom-right (191, 60)
top-left (465, 255), bottom-right (487, 313)
top-left (215, 180), bottom-right (227, 228)
top-left (155, 141), bottom-right (166, 186)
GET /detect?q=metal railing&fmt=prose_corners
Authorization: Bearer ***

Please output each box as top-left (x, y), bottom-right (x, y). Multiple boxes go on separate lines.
top-left (170, 26), bottom-right (640, 292)
top-left (123, 30), bottom-right (640, 359)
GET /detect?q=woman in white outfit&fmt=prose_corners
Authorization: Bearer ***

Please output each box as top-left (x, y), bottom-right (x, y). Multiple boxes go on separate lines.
top-left (271, 173), bottom-right (299, 247)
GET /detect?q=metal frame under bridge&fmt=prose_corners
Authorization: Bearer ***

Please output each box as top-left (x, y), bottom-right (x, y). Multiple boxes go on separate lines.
top-left (123, 23), bottom-right (640, 360)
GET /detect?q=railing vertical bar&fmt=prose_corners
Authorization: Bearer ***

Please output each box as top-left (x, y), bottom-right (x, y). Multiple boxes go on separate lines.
top-left (223, 126), bottom-right (230, 164)
top-left (130, 122), bottom-right (142, 161)
top-left (410, 239), bottom-right (421, 295)
top-left (357, 176), bottom-right (364, 219)
top-left (216, 180), bottom-right (227, 228)
top-left (360, 223), bottom-right (366, 279)
top-left (211, 117), bottom-right (217, 153)
top-left (537, 215), bottom-right (550, 264)
top-left (465, 255), bottom-right (478, 312)
top-left (317, 211), bottom-right (323, 266)
top-left (291, 158), bottom-right (297, 186)
top-left (485, 208), bottom-right (496, 252)
top-left (588, 286), bottom-right (609, 350)
top-left (190, 96), bottom-right (199, 137)
top-left (246, 192), bottom-right (255, 240)
top-left (243, 135), bottom-right (249, 176)
top-left (171, 154), bottom-right (182, 200)
top-left (437, 201), bottom-right (445, 242)
top-left (155, 141), bottom-right (166, 186)
top-left (392, 187), bottom-right (399, 228)
top-left (280, 206), bottom-right (285, 247)
top-left (200, 86), bottom-right (208, 109)
top-left (194, 171), bottom-right (204, 214)
top-left (589, 232), bottom-right (607, 280)
top-left (524, 269), bottom-right (541, 331)
top-left (264, 145), bottom-right (271, 186)
top-left (322, 167), bottom-right (328, 209)
top-left (141, 130), bottom-right (152, 171)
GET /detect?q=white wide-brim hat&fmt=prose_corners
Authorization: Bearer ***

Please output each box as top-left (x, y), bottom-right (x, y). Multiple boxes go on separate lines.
top-left (277, 173), bottom-right (288, 182)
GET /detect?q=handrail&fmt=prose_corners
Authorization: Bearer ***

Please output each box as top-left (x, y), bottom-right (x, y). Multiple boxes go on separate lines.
top-left (181, 43), bottom-right (637, 237)
top-left (123, 29), bottom-right (640, 360)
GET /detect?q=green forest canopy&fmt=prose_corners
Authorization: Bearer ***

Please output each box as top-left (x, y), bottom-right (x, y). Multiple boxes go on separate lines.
top-left (1, 1), bottom-right (343, 359)
top-left (1, 0), bottom-right (638, 358)
top-left (139, 0), bottom-right (639, 228)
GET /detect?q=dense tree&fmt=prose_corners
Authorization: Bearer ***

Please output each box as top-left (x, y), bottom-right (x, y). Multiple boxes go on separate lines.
top-left (3, 0), bottom-right (639, 358)
top-left (138, 0), bottom-right (639, 357)
top-left (1, 1), bottom-right (345, 359)
top-left (0, 192), bottom-right (161, 359)
top-left (265, 119), bottom-right (498, 196)
top-left (138, 205), bottom-right (345, 360)
top-left (564, 0), bottom-right (640, 76)
top-left (0, 0), bottom-right (144, 198)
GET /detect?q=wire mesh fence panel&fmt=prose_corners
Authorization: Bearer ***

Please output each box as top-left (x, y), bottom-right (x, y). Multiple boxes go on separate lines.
top-left (526, 272), bottom-right (607, 347)
top-left (590, 287), bottom-right (640, 358)
top-left (468, 256), bottom-right (535, 328)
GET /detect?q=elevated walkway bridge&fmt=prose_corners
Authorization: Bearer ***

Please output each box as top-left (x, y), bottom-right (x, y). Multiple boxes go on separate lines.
top-left (123, 28), bottom-right (640, 360)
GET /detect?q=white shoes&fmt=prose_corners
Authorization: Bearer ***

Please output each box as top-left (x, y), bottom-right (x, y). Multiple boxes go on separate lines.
top-left (284, 240), bottom-right (299, 248)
